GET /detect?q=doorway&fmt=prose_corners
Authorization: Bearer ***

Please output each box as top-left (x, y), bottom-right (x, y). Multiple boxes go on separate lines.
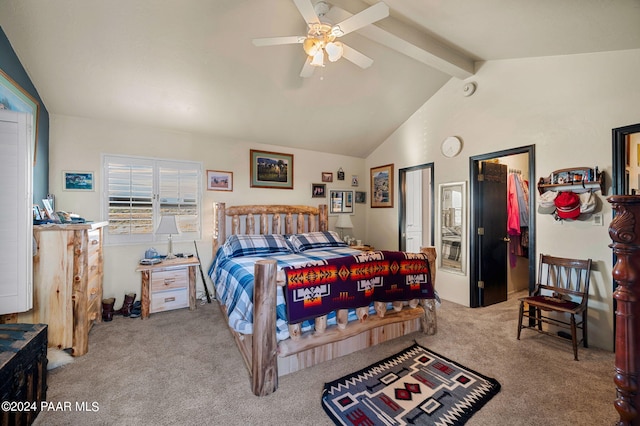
top-left (399, 163), bottom-right (434, 252)
top-left (469, 146), bottom-right (536, 308)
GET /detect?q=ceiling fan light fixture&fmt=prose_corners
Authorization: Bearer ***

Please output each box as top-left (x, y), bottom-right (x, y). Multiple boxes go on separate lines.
top-left (330, 25), bottom-right (344, 37)
top-left (325, 41), bottom-right (343, 62)
top-left (310, 50), bottom-right (325, 67)
top-left (303, 37), bottom-right (321, 56)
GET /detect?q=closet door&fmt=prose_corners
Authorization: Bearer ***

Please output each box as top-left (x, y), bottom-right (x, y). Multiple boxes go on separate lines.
top-left (0, 111), bottom-right (33, 314)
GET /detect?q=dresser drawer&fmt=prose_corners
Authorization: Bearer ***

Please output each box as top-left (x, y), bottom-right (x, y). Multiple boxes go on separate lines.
top-left (87, 275), bottom-right (101, 303)
top-left (150, 289), bottom-right (188, 313)
top-left (87, 229), bottom-right (101, 255)
top-left (87, 297), bottom-right (100, 325)
top-left (151, 269), bottom-right (188, 291)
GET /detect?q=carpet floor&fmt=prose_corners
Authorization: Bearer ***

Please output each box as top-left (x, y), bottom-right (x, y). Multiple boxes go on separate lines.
top-left (35, 292), bottom-right (617, 425)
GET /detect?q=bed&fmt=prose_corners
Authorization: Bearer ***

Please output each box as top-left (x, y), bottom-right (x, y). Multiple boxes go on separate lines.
top-left (210, 202), bottom-right (438, 396)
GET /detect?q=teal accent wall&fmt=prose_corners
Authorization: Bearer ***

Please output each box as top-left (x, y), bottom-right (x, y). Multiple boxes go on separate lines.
top-left (0, 26), bottom-right (49, 204)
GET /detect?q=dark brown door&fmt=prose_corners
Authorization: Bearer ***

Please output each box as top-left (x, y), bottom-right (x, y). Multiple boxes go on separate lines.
top-left (479, 162), bottom-right (508, 306)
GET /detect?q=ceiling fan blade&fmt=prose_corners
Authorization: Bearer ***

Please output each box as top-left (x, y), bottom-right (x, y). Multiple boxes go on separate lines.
top-left (300, 57), bottom-right (316, 78)
top-left (332, 2), bottom-right (389, 37)
top-left (293, 0), bottom-right (320, 25)
top-left (341, 44), bottom-right (374, 69)
top-left (252, 36), bottom-right (305, 47)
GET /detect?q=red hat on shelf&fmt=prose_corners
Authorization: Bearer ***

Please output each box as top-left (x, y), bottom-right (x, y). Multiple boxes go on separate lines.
top-left (554, 191), bottom-right (580, 220)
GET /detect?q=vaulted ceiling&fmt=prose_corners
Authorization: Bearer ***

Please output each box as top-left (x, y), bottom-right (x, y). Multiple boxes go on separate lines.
top-left (1, 0), bottom-right (639, 157)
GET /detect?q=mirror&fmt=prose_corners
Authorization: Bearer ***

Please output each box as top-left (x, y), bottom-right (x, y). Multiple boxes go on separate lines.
top-left (612, 123), bottom-right (640, 195)
top-left (329, 190), bottom-right (354, 214)
top-left (439, 181), bottom-right (466, 274)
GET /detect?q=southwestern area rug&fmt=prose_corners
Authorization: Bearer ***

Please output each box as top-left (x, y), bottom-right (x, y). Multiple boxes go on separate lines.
top-left (321, 343), bottom-right (501, 425)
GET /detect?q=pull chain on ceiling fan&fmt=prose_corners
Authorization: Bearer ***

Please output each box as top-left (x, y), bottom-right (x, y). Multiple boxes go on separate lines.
top-left (252, 0), bottom-right (389, 78)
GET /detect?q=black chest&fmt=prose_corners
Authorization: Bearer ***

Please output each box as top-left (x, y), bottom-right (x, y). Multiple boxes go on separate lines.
top-left (0, 323), bottom-right (48, 426)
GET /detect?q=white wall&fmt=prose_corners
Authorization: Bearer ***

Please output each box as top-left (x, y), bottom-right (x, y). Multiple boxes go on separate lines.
top-left (48, 115), bottom-right (366, 306)
top-left (365, 48), bottom-right (640, 351)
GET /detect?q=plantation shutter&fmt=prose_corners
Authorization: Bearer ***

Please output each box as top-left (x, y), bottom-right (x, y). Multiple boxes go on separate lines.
top-left (106, 157), bottom-right (154, 244)
top-left (103, 155), bottom-right (201, 245)
top-left (158, 162), bottom-right (199, 239)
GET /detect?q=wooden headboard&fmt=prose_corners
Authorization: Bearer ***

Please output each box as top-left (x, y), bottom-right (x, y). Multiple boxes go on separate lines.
top-left (212, 203), bottom-right (328, 251)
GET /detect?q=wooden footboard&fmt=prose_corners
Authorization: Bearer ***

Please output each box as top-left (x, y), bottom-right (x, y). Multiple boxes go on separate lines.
top-left (211, 202), bottom-right (437, 396)
top-left (252, 246), bottom-right (437, 396)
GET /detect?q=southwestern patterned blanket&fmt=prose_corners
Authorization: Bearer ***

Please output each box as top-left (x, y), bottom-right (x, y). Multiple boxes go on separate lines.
top-left (283, 251), bottom-right (435, 324)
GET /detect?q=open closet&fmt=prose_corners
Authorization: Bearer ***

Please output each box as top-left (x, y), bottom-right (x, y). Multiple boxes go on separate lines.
top-left (469, 146), bottom-right (535, 308)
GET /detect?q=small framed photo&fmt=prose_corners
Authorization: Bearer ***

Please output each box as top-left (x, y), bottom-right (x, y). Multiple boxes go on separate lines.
top-left (33, 205), bottom-right (42, 221)
top-left (355, 191), bottom-right (367, 204)
top-left (41, 198), bottom-right (60, 222)
top-left (351, 175), bottom-right (359, 187)
top-left (63, 171), bottom-right (94, 191)
top-left (322, 172), bottom-right (333, 182)
top-left (207, 170), bottom-right (233, 191)
top-left (312, 183), bottom-right (326, 198)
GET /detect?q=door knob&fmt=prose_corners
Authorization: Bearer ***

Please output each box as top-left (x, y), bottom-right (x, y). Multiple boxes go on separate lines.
top-left (503, 237), bottom-right (511, 242)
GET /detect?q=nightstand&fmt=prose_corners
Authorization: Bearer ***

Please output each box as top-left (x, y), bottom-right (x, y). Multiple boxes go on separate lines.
top-left (351, 244), bottom-right (375, 251)
top-left (135, 257), bottom-right (200, 319)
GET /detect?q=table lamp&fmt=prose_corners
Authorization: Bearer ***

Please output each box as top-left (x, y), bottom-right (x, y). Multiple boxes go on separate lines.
top-left (335, 214), bottom-right (354, 240)
top-left (156, 215), bottom-right (179, 259)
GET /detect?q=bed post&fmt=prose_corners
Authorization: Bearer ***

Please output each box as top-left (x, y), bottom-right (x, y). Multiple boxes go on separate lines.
top-left (213, 202), bottom-right (226, 253)
top-left (421, 246), bottom-right (438, 335)
top-left (319, 204), bottom-right (328, 231)
top-left (252, 259), bottom-right (278, 396)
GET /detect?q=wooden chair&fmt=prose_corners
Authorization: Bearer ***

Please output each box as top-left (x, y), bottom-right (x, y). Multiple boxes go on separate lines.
top-left (517, 254), bottom-right (592, 360)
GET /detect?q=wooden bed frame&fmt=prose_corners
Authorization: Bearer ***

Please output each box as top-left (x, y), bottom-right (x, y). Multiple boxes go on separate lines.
top-left (212, 202), bottom-right (438, 396)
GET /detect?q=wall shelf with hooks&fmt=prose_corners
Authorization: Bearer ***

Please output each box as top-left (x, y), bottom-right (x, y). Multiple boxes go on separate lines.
top-left (537, 167), bottom-right (604, 195)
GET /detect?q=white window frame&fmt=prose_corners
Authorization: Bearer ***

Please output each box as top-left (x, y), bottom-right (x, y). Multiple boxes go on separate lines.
top-left (102, 154), bottom-right (202, 246)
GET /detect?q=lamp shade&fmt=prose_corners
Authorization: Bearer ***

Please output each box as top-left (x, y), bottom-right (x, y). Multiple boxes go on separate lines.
top-left (335, 214), bottom-right (354, 229)
top-left (156, 215), bottom-right (179, 235)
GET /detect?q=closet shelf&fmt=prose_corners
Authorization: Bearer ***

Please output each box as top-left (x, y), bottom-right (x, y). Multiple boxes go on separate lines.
top-left (537, 167), bottom-right (604, 195)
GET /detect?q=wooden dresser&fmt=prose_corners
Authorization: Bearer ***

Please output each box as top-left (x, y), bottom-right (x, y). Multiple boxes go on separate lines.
top-left (19, 222), bottom-right (107, 356)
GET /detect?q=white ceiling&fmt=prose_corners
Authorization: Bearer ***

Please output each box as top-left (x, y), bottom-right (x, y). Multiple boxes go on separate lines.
top-left (1, 0), bottom-right (639, 158)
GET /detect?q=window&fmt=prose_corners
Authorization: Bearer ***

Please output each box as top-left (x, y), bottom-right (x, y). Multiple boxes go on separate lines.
top-left (103, 154), bottom-right (201, 245)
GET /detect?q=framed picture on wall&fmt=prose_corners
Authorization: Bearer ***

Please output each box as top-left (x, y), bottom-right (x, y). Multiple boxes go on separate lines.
top-left (355, 191), bottom-right (366, 203)
top-left (0, 69), bottom-right (40, 165)
top-left (250, 149), bottom-right (293, 189)
top-left (63, 171), bottom-right (94, 191)
top-left (206, 170), bottom-right (233, 191)
top-left (312, 183), bottom-right (326, 198)
top-left (370, 164), bottom-right (394, 208)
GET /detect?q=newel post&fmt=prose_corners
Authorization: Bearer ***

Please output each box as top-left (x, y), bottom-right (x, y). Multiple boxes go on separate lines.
top-left (608, 195), bottom-right (640, 425)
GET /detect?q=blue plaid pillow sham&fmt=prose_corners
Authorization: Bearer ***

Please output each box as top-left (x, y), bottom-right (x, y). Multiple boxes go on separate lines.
top-left (222, 234), bottom-right (294, 258)
top-left (288, 231), bottom-right (347, 252)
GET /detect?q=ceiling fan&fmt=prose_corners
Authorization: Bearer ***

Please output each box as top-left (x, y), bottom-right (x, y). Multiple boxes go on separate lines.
top-left (252, 0), bottom-right (389, 77)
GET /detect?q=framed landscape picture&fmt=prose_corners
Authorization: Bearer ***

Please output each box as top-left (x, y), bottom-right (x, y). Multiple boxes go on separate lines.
top-left (370, 164), bottom-right (394, 208)
top-left (0, 69), bottom-right (40, 165)
top-left (207, 170), bottom-right (233, 191)
top-left (63, 171), bottom-right (94, 191)
top-left (250, 149), bottom-right (294, 189)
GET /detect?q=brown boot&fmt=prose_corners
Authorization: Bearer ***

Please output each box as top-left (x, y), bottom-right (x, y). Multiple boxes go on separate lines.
top-left (102, 298), bottom-right (116, 322)
top-left (115, 293), bottom-right (136, 317)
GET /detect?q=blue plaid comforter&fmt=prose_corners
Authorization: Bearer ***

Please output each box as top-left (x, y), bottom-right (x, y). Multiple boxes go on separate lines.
top-left (208, 246), bottom-right (366, 341)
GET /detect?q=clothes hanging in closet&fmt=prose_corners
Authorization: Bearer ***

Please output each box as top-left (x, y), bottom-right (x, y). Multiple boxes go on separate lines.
top-left (507, 171), bottom-right (529, 267)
